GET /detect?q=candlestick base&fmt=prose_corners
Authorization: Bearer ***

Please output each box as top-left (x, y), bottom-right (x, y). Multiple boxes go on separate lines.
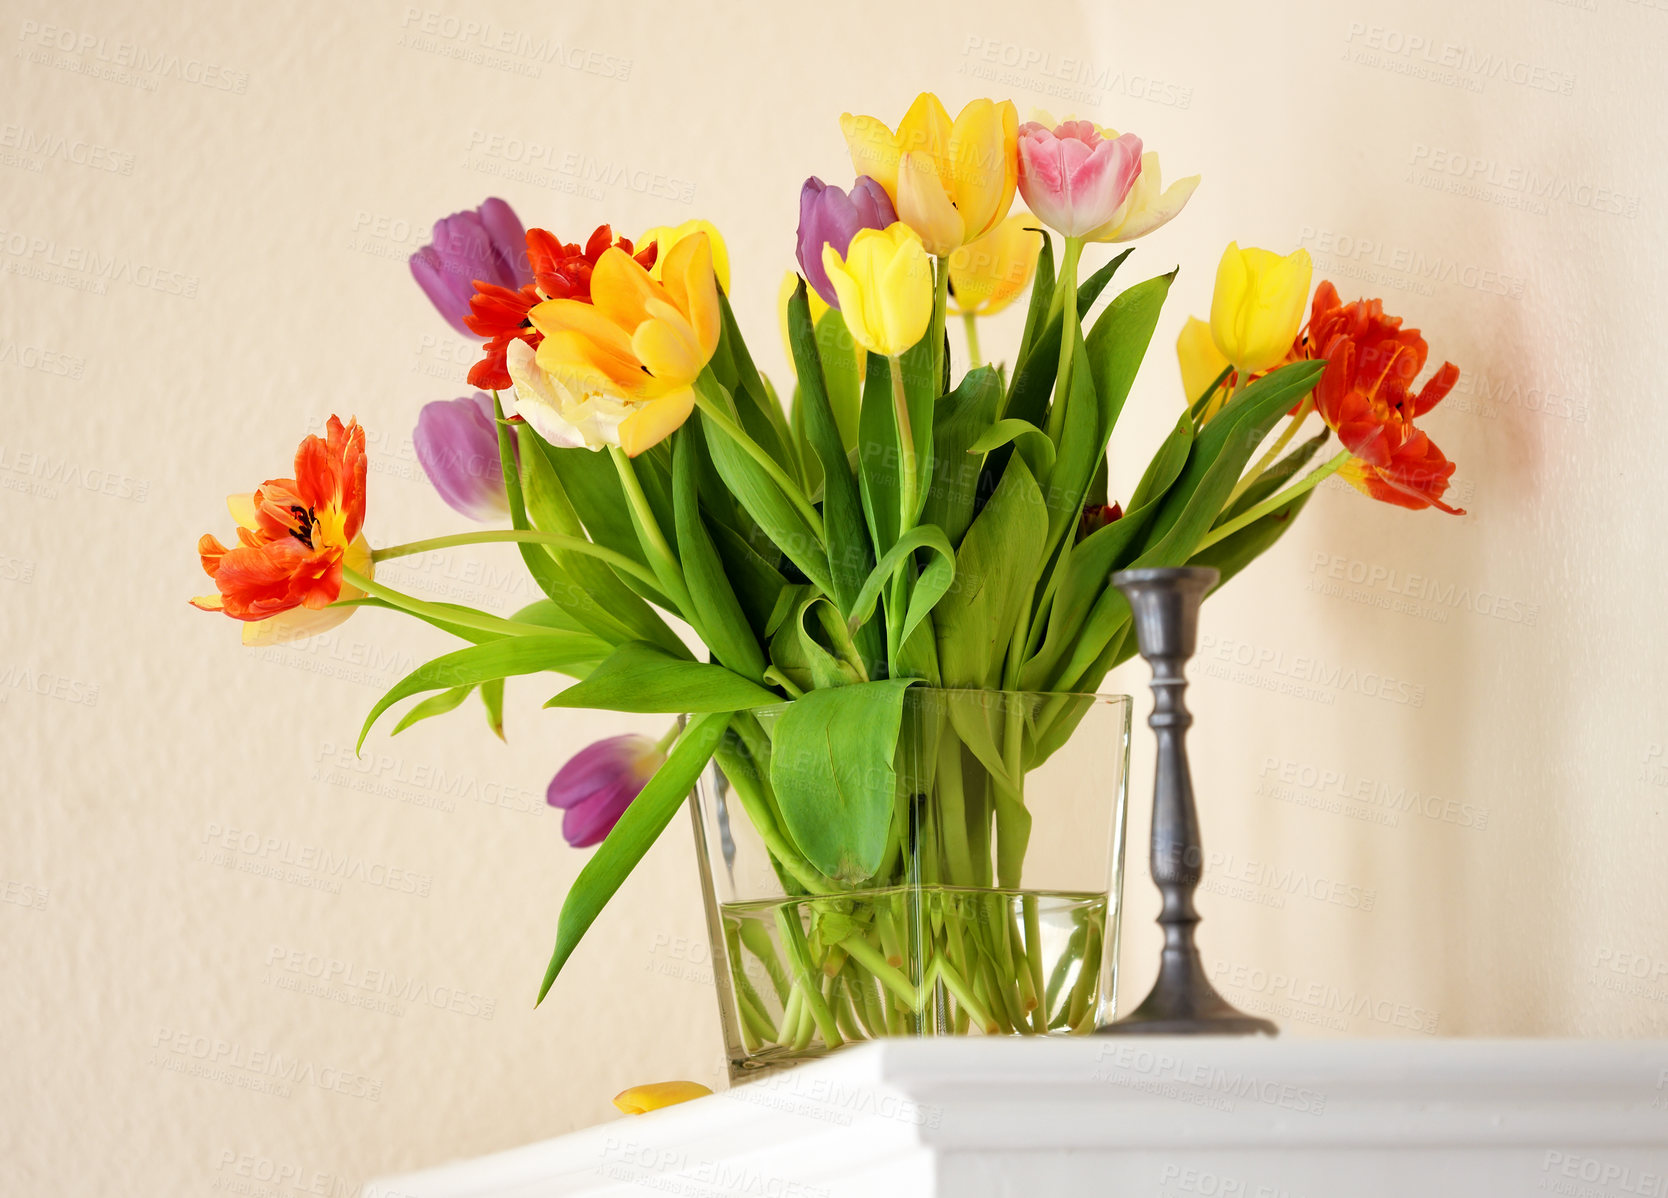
top-left (1096, 566), bottom-right (1279, 1038)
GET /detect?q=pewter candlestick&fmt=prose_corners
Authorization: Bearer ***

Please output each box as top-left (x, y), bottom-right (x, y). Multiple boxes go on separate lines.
top-left (1097, 566), bottom-right (1277, 1037)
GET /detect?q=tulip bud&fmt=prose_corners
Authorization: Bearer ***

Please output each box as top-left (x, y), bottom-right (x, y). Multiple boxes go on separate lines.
top-left (796, 176), bottom-right (897, 308)
top-left (410, 198), bottom-right (529, 336)
top-left (821, 224), bottom-right (934, 359)
top-left (413, 393), bottom-right (510, 521)
top-left (547, 734), bottom-right (667, 848)
top-left (1208, 242), bottom-right (1313, 376)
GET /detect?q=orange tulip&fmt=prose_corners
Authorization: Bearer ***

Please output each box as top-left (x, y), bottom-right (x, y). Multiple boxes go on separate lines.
top-left (192, 416), bottom-right (373, 644)
top-left (1305, 282), bottom-right (1463, 514)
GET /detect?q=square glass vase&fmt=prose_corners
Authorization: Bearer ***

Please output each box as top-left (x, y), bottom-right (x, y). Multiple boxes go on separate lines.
top-left (688, 688), bottom-right (1132, 1079)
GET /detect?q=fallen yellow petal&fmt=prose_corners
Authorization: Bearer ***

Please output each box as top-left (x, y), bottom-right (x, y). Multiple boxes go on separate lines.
top-left (612, 1080), bottom-right (713, 1115)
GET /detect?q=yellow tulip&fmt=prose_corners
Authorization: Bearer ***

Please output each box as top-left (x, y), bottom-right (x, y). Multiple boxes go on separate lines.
top-left (947, 215), bottom-right (1042, 316)
top-left (1176, 315), bottom-right (1231, 417)
top-left (612, 1080), bottom-right (713, 1115)
top-left (821, 223), bottom-right (934, 358)
top-left (640, 219), bottom-right (731, 293)
top-left (526, 232), bottom-right (720, 456)
top-left (1208, 242), bottom-right (1313, 375)
top-left (840, 93), bottom-right (1018, 256)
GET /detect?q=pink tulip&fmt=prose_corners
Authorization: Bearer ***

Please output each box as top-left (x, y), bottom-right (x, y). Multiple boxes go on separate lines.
top-left (1015, 121), bottom-right (1144, 240)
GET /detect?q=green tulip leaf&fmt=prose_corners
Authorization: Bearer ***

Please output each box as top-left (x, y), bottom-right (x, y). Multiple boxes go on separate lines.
top-left (1084, 269), bottom-right (1176, 448)
top-left (518, 428), bottom-right (686, 655)
top-left (769, 679), bottom-right (914, 883)
top-left (934, 454), bottom-right (1048, 689)
top-left (815, 310), bottom-right (863, 452)
top-left (480, 676), bottom-right (505, 740)
top-left (967, 418), bottom-right (1056, 480)
top-left (700, 384), bottom-right (834, 594)
top-left (786, 280), bottom-right (878, 630)
top-left (390, 684), bottom-right (474, 736)
top-left (846, 523), bottom-right (956, 650)
top-left (920, 365), bottom-right (1003, 546)
top-left (672, 424), bottom-right (768, 682)
top-left (358, 633), bottom-right (612, 751)
top-left (1136, 359), bottom-right (1326, 565)
top-left (544, 641), bottom-right (780, 713)
top-left (1012, 233), bottom-right (1055, 377)
top-left (1191, 472), bottom-right (1321, 592)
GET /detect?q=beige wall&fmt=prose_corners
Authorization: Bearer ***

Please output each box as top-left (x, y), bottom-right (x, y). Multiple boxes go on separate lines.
top-left (4, 0), bottom-right (1665, 1192)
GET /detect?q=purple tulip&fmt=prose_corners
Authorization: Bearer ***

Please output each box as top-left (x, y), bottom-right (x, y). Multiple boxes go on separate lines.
top-left (414, 393), bottom-right (509, 521)
top-left (547, 734), bottom-right (667, 848)
top-left (795, 176), bottom-right (897, 308)
top-left (409, 197), bottom-right (530, 335)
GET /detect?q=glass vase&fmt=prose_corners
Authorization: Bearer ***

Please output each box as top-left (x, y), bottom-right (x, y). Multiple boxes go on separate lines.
top-left (688, 688), bottom-right (1132, 1079)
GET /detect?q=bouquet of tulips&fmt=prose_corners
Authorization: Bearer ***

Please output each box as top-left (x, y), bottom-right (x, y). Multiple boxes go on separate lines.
top-left (192, 92), bottom-right (1462, 1049)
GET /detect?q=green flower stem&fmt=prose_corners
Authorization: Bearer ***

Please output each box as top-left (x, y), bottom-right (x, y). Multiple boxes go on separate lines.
top-left (874, 908), bottom-right (905, 969)
top-left (1043, 237), bottom-right (1084, 446)
top-left (930, 955), bottom-right (1000, 1035)
top-left (1045, 921), bottom-right (1086, 1020)
top-left (976, 957), bottom-right (1015, 1034)
top-left (338, 567), bottom-right (550, 639)
top-left (776, 907), bottom-right (842, 1047)
top-left (1225, 395), bottom-right (1314, 507)
top-left (986, 902), bottom-right (1029, 1029)
top-left (738, 919), bottom-right (791, 1004)
top-left (837, 934), bottom-right (921, 1012)
top-left (884, 352), bottom-right (919, 677)
top-left (370, 529), bottom-right (661, 589)
top-left (1195, 449), bottom-right (1350, 553)
top-left (845, 960), bottom-right (886, 1038)
top-left (887, 354), bottom-right (917, 535)
top-left (830, 976), bottom-right (863, 1042)
top-left (931, 255), bottom-right (951, 395)
top-left (607, 446), bottom-right (695, 619)
top-left (779, 986), bottom-right (805, 1048)
top-left (1022, 896), bottom-right (1048, 1032)
top-left (935, 735), bottom-right (975, 886)
top-left (726, 931), bottom-right (779, 1042)
top-left (961, 310), bottom-right (982, 369)
top-left (732, 965), bottom-right (778, 1047)
top-left (1065, 916), bottom-right (1104, 1028)
top-left (693, 375), bottom-right (825, 541)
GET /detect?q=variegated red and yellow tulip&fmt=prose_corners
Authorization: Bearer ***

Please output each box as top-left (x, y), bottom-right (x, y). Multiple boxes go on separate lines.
top-left (517, 231), bottom-right (722, 456)
top-left (191, 416), bottom-right (373, 644)
top-left (464, 224), bottom-right (656, 392)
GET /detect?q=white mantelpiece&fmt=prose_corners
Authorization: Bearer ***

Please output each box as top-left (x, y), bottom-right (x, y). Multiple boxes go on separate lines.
top-left (366, 1039), bottom-right (1668, 1198)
